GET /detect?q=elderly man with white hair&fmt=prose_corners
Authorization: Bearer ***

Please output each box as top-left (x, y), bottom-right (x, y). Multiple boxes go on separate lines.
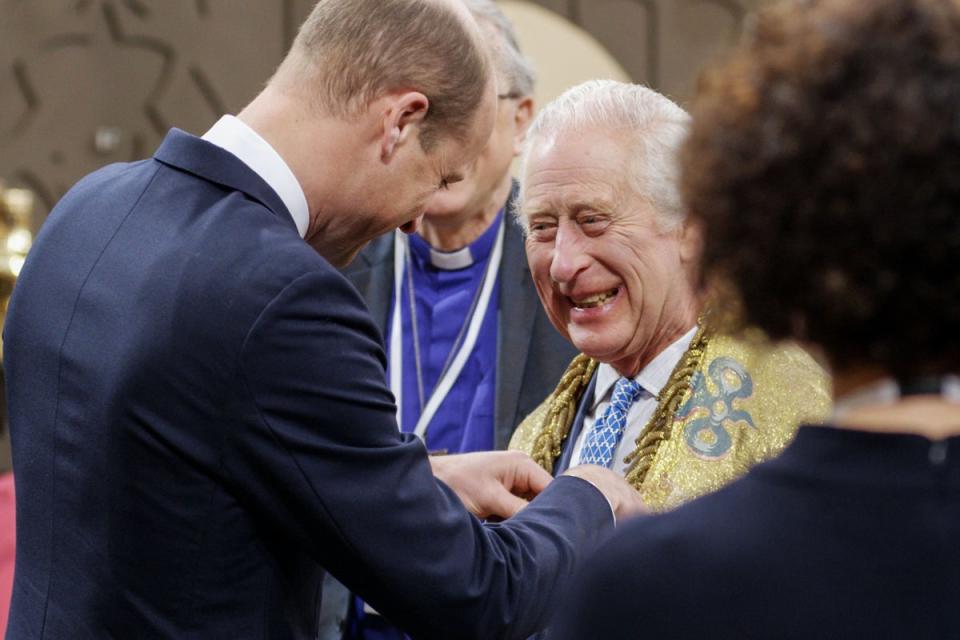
top-left (511, 80), bottom-right (830, 511)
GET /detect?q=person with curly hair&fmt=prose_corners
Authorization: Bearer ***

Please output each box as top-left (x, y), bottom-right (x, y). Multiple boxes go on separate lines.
top-left (553, 0), bottom-right (960, 637)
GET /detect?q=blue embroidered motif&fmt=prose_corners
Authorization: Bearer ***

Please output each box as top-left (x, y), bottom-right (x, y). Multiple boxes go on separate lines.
top-left (679, 356), bottom-right (756, 458)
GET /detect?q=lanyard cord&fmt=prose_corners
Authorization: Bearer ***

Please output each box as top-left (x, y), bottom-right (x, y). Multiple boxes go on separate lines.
top-left (405, 244), bottom-right (488, 414)
top-left (404, 249), bottom-right (426, 411)
top-left (389, 219), bottom-right (505, 439)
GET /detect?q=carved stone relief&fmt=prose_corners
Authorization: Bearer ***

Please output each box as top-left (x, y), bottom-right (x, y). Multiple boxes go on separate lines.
top-left (0, 0), bottom-right (304, 218)
top-left (0, 0), bottom-right (770, 222)
top-left (0, 0), bottom-right (776, 470)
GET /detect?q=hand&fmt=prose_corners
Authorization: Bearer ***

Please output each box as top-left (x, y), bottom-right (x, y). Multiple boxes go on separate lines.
top-left (430, 451), bottom-right (554, 520)
top-left (562, 465), bottom-right (649, 521)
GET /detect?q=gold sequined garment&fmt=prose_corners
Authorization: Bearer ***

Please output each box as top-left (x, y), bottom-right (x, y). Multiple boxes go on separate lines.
top-left (510, 329), bottom-right (831, 512)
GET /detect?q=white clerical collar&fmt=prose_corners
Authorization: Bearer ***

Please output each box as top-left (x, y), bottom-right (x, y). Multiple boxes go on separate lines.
top-left (201, 115), bottom-right (309, 238)
top-left (592, 326), bottom-right (698, 410)
top-left (411, 210), bottom-right (505, 271)
top-left (428, 246), bottom-right (473, 270)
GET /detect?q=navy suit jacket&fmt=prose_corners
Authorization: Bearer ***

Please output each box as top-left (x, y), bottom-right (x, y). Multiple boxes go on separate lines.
top-left (2, 129), bottom-right (612, 640)
top-left (329, 187), bottom-right (580, 638)
top-left (342, 185), bottom-right (579, 450)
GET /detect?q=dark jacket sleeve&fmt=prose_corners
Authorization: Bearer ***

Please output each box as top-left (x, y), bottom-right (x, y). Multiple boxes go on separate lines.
top-left (226, 268), bottom-right (613, 640)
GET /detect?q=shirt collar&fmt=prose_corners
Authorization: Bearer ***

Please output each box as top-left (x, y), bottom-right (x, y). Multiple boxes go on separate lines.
top-left (592, 326), bottom-right (698, 410)
top-left (201, 115), bottom-right (310, 238)
top-left (832, 375), bottom-right (960, 420)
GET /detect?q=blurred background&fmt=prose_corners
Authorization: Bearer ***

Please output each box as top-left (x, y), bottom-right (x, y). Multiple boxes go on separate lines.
top-left (0, 0), bottom-right (774, 468)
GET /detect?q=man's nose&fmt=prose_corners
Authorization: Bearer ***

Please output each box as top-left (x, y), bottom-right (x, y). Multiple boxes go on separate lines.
top-left (549, 223), bottom-right (590, 286)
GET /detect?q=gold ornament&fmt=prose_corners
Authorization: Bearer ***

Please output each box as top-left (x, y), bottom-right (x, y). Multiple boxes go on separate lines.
top-left (0, 183), bottom-right (36, 360)
top-left (511, 323), bottom-right (831, 512)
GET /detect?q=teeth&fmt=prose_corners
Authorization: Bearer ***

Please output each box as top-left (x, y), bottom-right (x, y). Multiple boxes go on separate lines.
top-left (572, 288), bottom-right (617, 309)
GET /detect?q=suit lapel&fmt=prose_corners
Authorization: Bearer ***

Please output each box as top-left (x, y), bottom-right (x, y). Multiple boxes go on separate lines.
top-left (494, 186), bottom-right (537, 448)
top-left (554, 373), bottom-right (598, 474)
top-left (344, 234), bottom-right (394, 337)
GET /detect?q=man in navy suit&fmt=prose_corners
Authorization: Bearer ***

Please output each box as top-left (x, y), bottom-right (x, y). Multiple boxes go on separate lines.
top-left (337, 2), bottom-right (578, 637)
top-left (2, 1), bottom-right (644, 638)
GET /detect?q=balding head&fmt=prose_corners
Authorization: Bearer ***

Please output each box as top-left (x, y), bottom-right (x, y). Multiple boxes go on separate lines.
top-left (273, 0), bottom-right (492, 150)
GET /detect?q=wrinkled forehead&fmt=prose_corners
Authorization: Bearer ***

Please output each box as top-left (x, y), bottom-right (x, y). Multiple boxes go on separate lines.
top-left (519, 131), bottom-right (631, 214)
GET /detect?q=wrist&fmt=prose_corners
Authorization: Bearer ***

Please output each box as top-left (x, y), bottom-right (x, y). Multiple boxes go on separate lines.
top-left (557, 472), bottom-right (617, 525)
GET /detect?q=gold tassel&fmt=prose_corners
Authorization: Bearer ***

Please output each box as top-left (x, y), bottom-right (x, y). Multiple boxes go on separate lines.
top-left (623, 324), bottom-right (711, 490)
top-left (529, 354), bottom-right (598, 471)
top-left (523, 319), bottom-right (712, 492)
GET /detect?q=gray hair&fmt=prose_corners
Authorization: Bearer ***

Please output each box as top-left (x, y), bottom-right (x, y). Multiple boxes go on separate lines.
top-left (462, 0), bottom-right (536, 97)
top-left (519, 79), bottom-right (690, 229)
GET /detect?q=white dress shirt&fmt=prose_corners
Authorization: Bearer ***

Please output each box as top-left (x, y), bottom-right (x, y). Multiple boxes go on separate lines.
top-left (570, 327), bottom-right (697, 475)
top-left (201, 115), bottom-right (310, 239)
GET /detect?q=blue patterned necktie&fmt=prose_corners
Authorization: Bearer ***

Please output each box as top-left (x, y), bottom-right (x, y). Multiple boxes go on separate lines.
top-left (579, 377), bottom-right (644, 468)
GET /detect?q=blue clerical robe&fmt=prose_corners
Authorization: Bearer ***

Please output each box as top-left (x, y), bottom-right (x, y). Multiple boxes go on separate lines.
top-left (386, 211), bottom-right (503, 454)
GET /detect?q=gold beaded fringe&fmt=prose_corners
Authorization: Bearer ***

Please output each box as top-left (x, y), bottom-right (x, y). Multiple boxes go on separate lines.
top-left (622, 323), bottom-right (710, 489)
top-left (529, 354), bottom-right (598, 472)
top-left (527, 322), bottom-right (712, 492)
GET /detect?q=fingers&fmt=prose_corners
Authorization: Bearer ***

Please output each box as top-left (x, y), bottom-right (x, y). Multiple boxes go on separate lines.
top-left (479, 489), bottom-right (530, 520)
top-left (561, 465), bottom-right (650, 521)
top-left (514, 460), bottom-right (553, 497)
top-left (429, 451), bottom-right (556, 520)
top-left (499, 451), bottom-right (553, 497)
top-left (482, 453), bottom-right (550, 518)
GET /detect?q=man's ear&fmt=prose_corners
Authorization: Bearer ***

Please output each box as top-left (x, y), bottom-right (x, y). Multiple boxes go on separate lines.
top-left (381, 91), bottom-right (430, 160)
top-left (678, 216), bottom-right (704, 265)
top-left (511, 97), bottom-right (535, 157)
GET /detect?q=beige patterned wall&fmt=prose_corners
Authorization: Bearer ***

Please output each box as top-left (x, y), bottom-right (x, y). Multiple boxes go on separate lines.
top-left (0, 0), bottom-right (772, 469)
top-left (525, 0), bottom-right (769, 102)
top-left (0, 0), bottom-right (771, 219)
top-left (0, 0), bottom-right (319, 219)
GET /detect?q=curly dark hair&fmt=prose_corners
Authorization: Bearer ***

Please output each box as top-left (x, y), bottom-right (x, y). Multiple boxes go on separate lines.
top-left (682, 0), bottom-right (960, 378)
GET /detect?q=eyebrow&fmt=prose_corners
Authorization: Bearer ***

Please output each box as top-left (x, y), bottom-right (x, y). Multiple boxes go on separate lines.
top-left (567, 198), bottom-right (615, 214)
top-left (522, 197), bottom-right (616, 218)
top-left (520, 204), bottom-right (556, 218)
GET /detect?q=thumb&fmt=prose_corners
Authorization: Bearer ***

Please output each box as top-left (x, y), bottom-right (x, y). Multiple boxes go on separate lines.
top-left (509, 458), bottom-right (554, 498)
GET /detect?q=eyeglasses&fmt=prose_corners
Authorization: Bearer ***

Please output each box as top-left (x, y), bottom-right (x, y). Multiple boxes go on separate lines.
top-left (497, 91), bottom-right (524, 100)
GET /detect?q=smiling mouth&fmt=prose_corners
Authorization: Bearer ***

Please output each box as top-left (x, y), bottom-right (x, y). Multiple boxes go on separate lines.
top-left (570, 287), bottom-right (619, 309)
